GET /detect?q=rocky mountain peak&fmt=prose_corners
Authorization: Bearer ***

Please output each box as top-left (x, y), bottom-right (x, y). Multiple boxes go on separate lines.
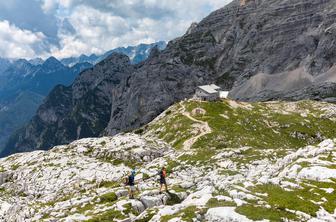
top-left (12, 59), bottom-right (32, 69)
top-left (42, 56), bottom-right (64, 69)
top-left (28, 58), bottom-right (44, 66)
top-left (147, 46), bottom-right (161, 60)
top-left (185, 22), bottom-right (198, 35)
top-left (100, 52), bottom-right (131, 67)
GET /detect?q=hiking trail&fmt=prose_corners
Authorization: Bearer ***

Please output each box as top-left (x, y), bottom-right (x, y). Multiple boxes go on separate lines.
top-left (180, 101), bottom-right (212, 150)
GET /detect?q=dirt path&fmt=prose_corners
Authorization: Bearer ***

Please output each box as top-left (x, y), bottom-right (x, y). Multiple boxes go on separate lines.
top-left (180, 102), bottom-right (212, 150)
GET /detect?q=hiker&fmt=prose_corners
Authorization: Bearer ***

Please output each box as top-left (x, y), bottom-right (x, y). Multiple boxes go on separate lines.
top-left (126, 169), bottom-right (136, 199)
top-left (159, 167), bottom-right (168, 193)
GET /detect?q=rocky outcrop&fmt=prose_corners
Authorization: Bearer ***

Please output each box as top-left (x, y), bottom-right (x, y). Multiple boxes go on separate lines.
top-left (0, 125), bottom-right (336, 221)
top-left (4, 0), bottom-right (336, 155)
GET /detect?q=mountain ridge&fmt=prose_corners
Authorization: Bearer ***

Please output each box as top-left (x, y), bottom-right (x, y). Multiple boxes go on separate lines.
top-left (60, 41), bottom-right (167, 67)
top-left (0, 42), bottom-right (165, 156)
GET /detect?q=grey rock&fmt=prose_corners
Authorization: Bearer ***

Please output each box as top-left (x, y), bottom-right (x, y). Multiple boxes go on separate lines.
top-left (0, 172), bottom-right (13, 185)
top-left (130, 199), bottom-right (146, 213)
top-left (139, 193), bottom-right (167, 208)
top-left (116, 189), bottom-right (129, 198)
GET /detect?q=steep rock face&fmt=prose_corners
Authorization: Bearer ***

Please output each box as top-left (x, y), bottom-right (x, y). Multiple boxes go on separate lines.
top-left (4, 0), bottom-right (336, 155)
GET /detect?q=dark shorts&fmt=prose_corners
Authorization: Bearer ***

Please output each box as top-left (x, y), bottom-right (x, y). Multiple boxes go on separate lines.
top-left (160, 178), bottom-right (166, 184)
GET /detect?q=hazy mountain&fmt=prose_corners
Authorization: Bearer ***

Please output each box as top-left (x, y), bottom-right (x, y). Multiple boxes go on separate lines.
top-left (28, 58), bottom-right (44, 66)
top-left (4, 0), bottom-right (336, 156)
top-left (60, 41), bottom-right (167, 66)
top-left (0, 58), bottom-right (11, 75)
top-left (0, 57), bottom-right (93, 152)
top-left (0, 57), bottom-right (78, 98)
top-left (0, 91), bottom-right (44, 154)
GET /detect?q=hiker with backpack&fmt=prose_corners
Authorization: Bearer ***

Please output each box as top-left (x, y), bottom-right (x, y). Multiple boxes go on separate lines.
top-left (159, 167), bottom-right (168, 193)
top-left (125, 169), bottom-right (137, 199)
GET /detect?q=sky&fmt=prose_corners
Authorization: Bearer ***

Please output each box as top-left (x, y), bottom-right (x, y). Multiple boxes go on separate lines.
top-left (0, 0), bottom-right (231, 59)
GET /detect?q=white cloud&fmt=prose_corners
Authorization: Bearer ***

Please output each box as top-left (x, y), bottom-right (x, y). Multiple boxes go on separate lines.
top-left (41, 0), bottom-right (58, 13)
top-left (0, 0), bottom-right (232, 59)
top-left (50, 0), bottom-right (231, 58)
top-left (0, 20), bottom-right (47, 58)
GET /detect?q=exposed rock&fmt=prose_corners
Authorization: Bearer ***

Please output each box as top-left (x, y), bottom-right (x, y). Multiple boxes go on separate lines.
top-left (205, 207), bottom-right (252, 222)
top-left (1, 100), bottom-right (336, 221)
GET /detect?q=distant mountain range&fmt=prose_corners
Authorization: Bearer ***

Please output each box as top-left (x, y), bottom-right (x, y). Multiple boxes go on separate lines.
top-left (0, 41), bottom-right (166, 154)
top-left (0, 58), bottom-right (91, 154)
top-left (61, 41), bottom-right (167, 67)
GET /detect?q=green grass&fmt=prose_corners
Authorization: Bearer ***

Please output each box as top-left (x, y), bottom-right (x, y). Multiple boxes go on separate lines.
top-left (320, 152), bottom-right (334, 162)
top-left (236, 205), bottom-right (298, 221)
top-left (166, 159), bottom-right (179, 174)
top-left (160, 206), bottom-right (197, 222)
top-left (135, 210), bottom-right (156, 222)
top-left (147, 106), bottom-right (196, 149)
top-left (219, 169), bottom-right (240, 176)
top-left (99, 192), bottom-right (118, 203)
top-left (171, 185), bottom-right (188, 193)
top-left (249, 184), bottom-right (321, 217)
top-left (213, 189), bottom-right (230, 197)
top-left (178, 148), bottom-right (216, 164)
top-left (97, 180), bottom-right (120, 188)
top-left (298, 161), bottom-right (311, 168)
top-left (206, 198), bottom-right (236, 208)
top-left (122, 203), bottom-right (139, 216)
top-left (76, 203), bottom-right (95, 215)
top-left (11, 164), bottom-right (20, 170)
top-left (100, 141), bottom-right (106, 146)
top-left (236, 179), bottom-right (336, 221)
top-left (302, 180), bottom-right (336, 214)
top-left (166, 192), bottom-right (183, 206)
top-left (147, 100), bottom-right (336, 151)
top-left (85, 209), bottom-right (126, 222)
top-left (40, 213), bottom-right (51, 220)
top-left (189, 100), bottom-right (336, 150)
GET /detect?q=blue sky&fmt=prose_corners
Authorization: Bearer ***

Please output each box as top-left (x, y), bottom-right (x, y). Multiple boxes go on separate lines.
top-left (0, 0), bottom-right (231, 59)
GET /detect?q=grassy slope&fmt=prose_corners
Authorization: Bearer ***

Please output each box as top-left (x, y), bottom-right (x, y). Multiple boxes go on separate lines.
top-left (145, 100), bottom-right (336, 162)
top-left (142, 99), bottom-right (336, 221)
top-left (2, 99), bottom-right (335, 222)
